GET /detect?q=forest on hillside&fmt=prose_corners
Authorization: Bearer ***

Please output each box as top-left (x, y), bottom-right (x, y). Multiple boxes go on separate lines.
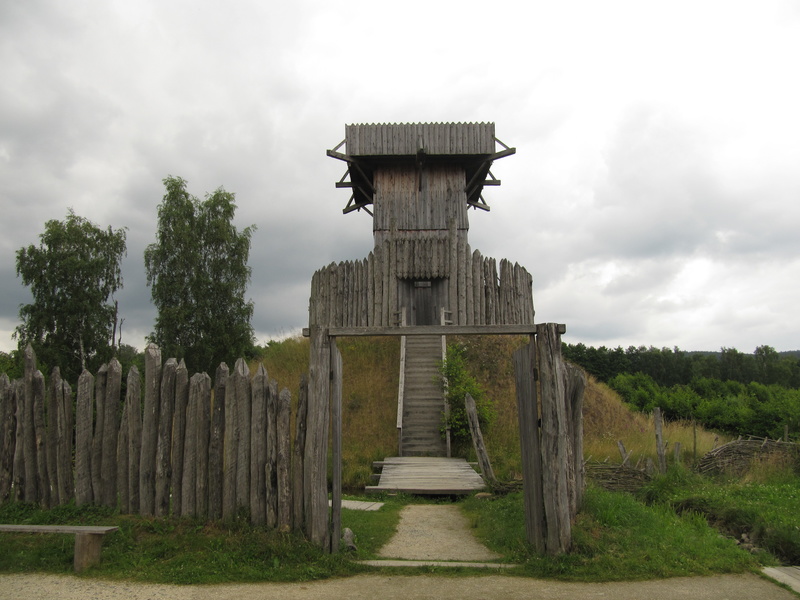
top-left (563, 343), bottom-right (800, 440)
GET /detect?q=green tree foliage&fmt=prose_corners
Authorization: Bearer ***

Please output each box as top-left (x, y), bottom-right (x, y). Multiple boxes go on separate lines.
top-left (15, 210), bottom-right (126, 381)
top-left (439, 342), bottom-right (495, 449)
top-left (144, 176), bottom-right (256, 374)
top-left (0, 350), bottom-right (22, 380)
top-left (563, 342), bottom-right (800, 389)
top-left (608, 373), bottom-right (800, 439)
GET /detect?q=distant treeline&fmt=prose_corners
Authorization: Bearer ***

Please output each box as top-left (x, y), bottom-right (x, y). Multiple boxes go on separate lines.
top-left (607, 373), bottom-right (800, 440)
top-left (562, 343), bottom-right (800, 389)
top-left (563, 343), bottom-right (800, 439)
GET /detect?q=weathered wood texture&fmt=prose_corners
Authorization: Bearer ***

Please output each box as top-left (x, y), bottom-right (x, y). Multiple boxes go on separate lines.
top-left (304, 327), bottom-right (331, 550)
top-left (0, 374), bottom-right (13, 502)
top-left (365, 457), bottom-right (485, 495)
top-left (310, 251), bottom-right (533, 328)
top-left (0, 345), bottom-right (309, 537)
top-left (292, 374), bottom-right (308, 532)
top-left (654, 407), bottom-right (667, 475)
top-left (345, 122), bottom-right (496, 156)
top-left (465, 393), bottom-right (495, 484)
top-left (139, 344), bottom-right (161, 516)
top-left (513, 326), bottom-right (586, 556)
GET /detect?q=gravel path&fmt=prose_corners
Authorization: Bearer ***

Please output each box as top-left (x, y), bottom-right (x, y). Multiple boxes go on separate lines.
top-left (377, 504), bottom-right (500, 561)
top-left (0, 573), bottom-right (793, 600)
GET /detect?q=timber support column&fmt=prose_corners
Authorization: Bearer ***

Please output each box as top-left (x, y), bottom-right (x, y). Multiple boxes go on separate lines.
top-left (304, 327), bottom-right (331, 550)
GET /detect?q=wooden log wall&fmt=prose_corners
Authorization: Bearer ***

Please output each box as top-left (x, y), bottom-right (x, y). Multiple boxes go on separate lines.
top-left (514, 324), bottom-right (586, 555)
top-left (372, 166), bottom-right (469, 245)
top-left (309, 244), bottom-right (534, 328)
top-left (0, 344), bottom-right (308, 533)
top-left (345, 122), bottom-right (496, 157)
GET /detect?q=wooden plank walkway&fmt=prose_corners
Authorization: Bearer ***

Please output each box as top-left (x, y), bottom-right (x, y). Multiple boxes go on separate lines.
top-left (366, 457), bottom-right (486, 495)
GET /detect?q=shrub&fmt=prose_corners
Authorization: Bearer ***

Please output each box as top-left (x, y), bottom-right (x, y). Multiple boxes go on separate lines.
top-left (439, 343), bottom-right (495, 449)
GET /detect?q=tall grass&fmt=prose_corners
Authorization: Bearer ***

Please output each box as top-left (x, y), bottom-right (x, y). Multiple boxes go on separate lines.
top-left (255, 336), bottom-right (400, 490)
top-left (254, 335), bottom-right (727, 488)
top-left (462, 486), bottom-right (762, 580)
top-left (583, 377), bottom-right (728, 467)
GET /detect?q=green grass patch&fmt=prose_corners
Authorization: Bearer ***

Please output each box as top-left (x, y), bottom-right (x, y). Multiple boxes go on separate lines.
top-left (462, 486), bottom-right (763, 581)
top-left (0, 499), bottom-right (403, 583)
top-left (644, 467), bottom-right (800, 564)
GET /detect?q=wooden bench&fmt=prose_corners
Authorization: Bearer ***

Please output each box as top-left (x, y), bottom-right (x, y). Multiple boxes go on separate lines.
top-left (0, 524), bottom-right (119, 572)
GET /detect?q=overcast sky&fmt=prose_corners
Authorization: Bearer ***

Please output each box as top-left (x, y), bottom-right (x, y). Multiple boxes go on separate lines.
top-left (1, 0), bottom-right (799, 356)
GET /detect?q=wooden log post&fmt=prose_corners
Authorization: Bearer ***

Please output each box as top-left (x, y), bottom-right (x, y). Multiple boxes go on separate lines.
top-left (564, 361), bottom-right (586, 515)
top-left (101, 358), bottom-right (121, 508)
top-left (183, 372), bottom-right (210, 518)
top-left (75, 370), bottom-right (94, 506)
top-left (513, 338), bottom-right (546, 553)
top-left (208, 363), bottom-right (228, 520)
top-left (46, 368), bottom-right (61, 508)
top-left (276, 388), bottom-right (292, 533)
top-left (304, 327), bottom-right (331, 550)
top-left (57, 379), bottom-right (74, 506)
top-left (654, 407), bottom-right (667, 475)
top-left (117, 389), bottom-right (130, 513)
top-left (0, 374), bottom-right (13, 502)
top-left (233, 358), bottom-right (252, 515)
top-left (222, 361), bottom-right (238, 521)
top-left (196, 372), bottom-right (211, 520)
top-left (465, 392), bottom-right (495, 484)
top-left (32, 369), bottom-right (48, 507)
top-left (266, 380), bottom-right (278, 528)
top-left (171, 361), bottom-right (189, 515)
top-left (330, 339), bottom-right (343, 553)
top-left (250, 365), bottom-right (268, 526)
top-left (292, 374), bottom-right (308, 532)
top-left (139, 344), bottom-right (161, 516)
top-left (155, 358), bottom-right (177, 517)
top-left (125, 367), bottom-right (142, 515)
top-left (91, 363), bottom-right (107, 504)
top-left (537, 323), bottom-right (572, 555)
top-left (12, 380), bottom-right (24, 502)
top-left (22, 345), bottom-right (39, 504)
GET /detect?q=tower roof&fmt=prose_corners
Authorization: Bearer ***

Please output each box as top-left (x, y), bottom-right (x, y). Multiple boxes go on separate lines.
top-left (328, 122), bottom-right (515, 214)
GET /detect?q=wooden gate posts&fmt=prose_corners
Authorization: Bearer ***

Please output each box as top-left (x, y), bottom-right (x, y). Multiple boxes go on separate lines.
top-left (514, 323), bottom-right (586, 555)
top-left (304, 322), bottom-right (584, 555)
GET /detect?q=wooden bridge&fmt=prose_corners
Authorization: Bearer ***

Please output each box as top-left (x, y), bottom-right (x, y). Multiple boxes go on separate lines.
top-left (366, 456), bottom-right (486, 495)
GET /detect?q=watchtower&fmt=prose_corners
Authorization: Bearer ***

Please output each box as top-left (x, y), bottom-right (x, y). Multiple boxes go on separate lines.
top-left (312, 123), bottom-right (533, 328)
top-left (304, 124), bottom-right (584, 556)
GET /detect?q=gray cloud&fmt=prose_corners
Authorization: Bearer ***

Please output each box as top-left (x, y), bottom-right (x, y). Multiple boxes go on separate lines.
top-left (2, 0), bottom-right (799, 355)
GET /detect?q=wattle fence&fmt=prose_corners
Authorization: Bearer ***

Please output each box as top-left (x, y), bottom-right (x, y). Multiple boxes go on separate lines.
top-left (0, 344), bottom-right (309, 532)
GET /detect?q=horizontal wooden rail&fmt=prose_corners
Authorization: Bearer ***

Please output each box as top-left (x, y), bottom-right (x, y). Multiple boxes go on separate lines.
top-left (305, 324), bottom-right (564, 337)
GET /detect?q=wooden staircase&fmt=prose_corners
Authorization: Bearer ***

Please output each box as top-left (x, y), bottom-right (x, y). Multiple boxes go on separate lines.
top-left (399, 334), bottom-right (447, 457)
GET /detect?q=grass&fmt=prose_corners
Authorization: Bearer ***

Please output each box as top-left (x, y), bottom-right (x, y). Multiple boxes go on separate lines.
top-left (462, 485), bottom-right (768, 581)
top-left (0, 498), bottom-right (404, 583)
top-left (643, 458), bottom-right (800, 564)
top-left (2, 335), bottom-right (793, 584)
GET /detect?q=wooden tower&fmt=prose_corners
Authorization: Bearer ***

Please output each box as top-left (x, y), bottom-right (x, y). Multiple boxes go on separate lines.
top-left (311, 123), bottom-right (534, 328)
top-left (304, 124), bottom-right (584, 555)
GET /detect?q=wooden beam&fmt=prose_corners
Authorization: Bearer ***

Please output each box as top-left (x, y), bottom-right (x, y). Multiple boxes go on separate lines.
top-left (311, 324), bottom-right (562, 337)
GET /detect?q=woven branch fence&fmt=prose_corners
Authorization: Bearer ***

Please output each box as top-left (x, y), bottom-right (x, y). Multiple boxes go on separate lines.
top-left (0, 343), bottom-right (311, 534)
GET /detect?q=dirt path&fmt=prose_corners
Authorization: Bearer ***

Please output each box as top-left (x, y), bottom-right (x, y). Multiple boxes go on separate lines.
top-left (377, 504), bottom-right (501, 561)
top-left (0, 572), bottom-right (794, 600)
